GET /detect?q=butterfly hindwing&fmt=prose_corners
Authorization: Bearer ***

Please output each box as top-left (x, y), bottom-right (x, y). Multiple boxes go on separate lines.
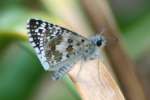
top-left (44, 25), bottom-right (96, 69)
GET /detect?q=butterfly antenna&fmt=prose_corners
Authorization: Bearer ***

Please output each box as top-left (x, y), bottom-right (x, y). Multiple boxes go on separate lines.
top-left (96, 27), bottom-right (119, 46)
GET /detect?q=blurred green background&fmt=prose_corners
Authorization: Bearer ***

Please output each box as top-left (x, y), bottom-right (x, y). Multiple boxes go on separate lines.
top-left (0, 0), bottom-right (150, 100)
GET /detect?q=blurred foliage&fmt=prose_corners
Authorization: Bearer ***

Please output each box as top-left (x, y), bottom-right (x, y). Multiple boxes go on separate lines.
top-left (109, 0), bottom-right (150, 31)
top-left (0, 41), bottom-right (43, 100)
top-left (109, 0), bottom-right (150, 59)
top-left (0, 0), bottom-right (80, 100)
top-left (0, 0), bottom-right (150, 100)
top-left (123, 14), bottom-right (150, 58)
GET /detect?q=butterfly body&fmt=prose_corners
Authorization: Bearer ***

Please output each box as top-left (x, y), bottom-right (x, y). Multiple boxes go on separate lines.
top-left (27, 18), bottom-right (105, 80)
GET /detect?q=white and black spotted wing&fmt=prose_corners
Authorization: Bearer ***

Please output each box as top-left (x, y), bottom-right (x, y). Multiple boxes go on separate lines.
top-left (27, 19), bottom-right (50, 71)
top-left (27, 18), bottom-right (105, 80)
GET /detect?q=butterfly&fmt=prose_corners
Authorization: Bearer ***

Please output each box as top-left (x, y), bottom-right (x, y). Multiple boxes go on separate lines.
top-left (27, 18), bottom-right (106, 80)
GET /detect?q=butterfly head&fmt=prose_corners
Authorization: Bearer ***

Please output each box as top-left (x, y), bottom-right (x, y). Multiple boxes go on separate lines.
top-left (90, 35), bottom-right (106, 48)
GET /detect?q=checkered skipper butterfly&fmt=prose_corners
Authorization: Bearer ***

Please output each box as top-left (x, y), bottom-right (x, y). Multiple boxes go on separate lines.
top-left (27, 18), bottom-right (106, 80)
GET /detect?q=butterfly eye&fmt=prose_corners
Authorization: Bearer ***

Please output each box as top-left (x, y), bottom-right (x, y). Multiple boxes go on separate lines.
top-left (81, 39), bottom-right (85, 42)
top-left (96, 39), bottom-right (102, 47)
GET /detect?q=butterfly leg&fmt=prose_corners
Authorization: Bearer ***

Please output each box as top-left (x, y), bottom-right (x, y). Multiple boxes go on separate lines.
top-left (51, 65), bottom-right (72, 80)
top-left (76, 59), bottom-right (84, 81)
